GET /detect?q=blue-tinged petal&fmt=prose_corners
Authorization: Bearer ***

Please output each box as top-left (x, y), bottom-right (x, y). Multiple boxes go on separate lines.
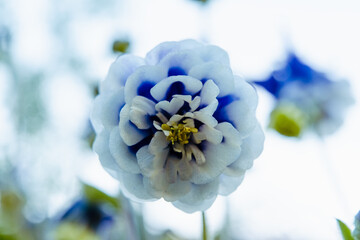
top-left (158, 50), bottom-right (203, 76)
top-left (214, 78), bottom-right (258, 137)
top-left (129, 96), bottom-right (156, 130)
top-left (199, 80), bottom-right (220, 107)
top-left (172, 179), bottom-right (219, 213)
top-left (145, 39), bottom-right (203, 65)
top-left (190, 122), bottom-right (242, 184)
top-left (109, 127), bottom-right (141, 174)
top-left (195, 124), bottom-right (223, 144)
top-left (234, 76), bottom-right (258, 111)
top-left (137, 132), bottom-right (169, 177)
top-left (91, 88), bottom-right (124, 133)
top-left (143, 169), bottom-right (191, 202)
top-left (101, 55), bottom-right (145, 92)
top-left (120, 172), bottom-right (156, 201)
top-left (155, 97), bottom-right (185, 116)
top-left (218, 173), bottom-right (245, 196)
top-left (225, 123), bottom-right (264, 176)
top-left (150, 75), bottom-right (203, 102)
top-left (119, 105), bottom-right (151, 146)
top-left (192, 111), bottom-right (218, 127)
top-left (124, 65), bottom-right (168, 103)
top-left (196, 45), bottom-right (230, 66)
top-left (93, 130), bottom-right (123, 180)
top-left (188, 62), bottom-right (234, 97)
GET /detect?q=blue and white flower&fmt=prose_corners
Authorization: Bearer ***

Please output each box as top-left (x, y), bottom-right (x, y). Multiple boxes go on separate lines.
top-left (91, 40), bottom-right (264, 213)
top-left (255, 53), bottom-right (354, 137)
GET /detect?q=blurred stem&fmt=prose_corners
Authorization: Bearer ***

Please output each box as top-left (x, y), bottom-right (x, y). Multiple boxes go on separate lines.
top-left (318, 137), bottom-right (351, 217)
top-left (202, 211), bottom-right (207, 240)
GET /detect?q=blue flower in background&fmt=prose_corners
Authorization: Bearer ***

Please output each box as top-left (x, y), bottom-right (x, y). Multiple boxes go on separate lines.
top-left (60, 200), bottom-right (113, 231)
top-left (91, 40), bottom-right (264, 213)
top-left (353, 211), bottom-right (360, 240)
top-left (254, 53), bottom-right (354, 137)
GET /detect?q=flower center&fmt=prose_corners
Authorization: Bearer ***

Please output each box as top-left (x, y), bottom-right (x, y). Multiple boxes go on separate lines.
top-left (161, 122), bottom-right (198, 145)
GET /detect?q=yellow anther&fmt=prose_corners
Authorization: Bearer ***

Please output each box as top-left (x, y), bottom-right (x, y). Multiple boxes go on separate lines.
top-left (161, 122), bottom-right (198, 145)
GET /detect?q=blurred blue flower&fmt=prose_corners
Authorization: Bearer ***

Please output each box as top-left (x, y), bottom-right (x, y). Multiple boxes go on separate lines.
top-left (91, 39), bottom-right (264, 213)
top-left (255, 53), bottom-right (354, 137)
top-left (60, 200), bottom-right (113, 231)
top-left (354, 211), bottom-right (360, 240)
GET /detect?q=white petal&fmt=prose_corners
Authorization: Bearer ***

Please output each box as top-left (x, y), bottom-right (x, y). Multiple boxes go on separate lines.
top-left (172, 178), bottom-right (220, 213)
top-left (93, 129), bottom-right (123, 180)
top-left (226, 122), bottom-right (264, 175)
top-left (188, 62), bottom-right (234, 97)
top-left (101, 55), bottom-right (145, 92)
top-left (190, 96), bottom-right (201, 112)
top-left (120, 172), bottom-right (156, 201)
top-left (137, 133), bottom-right (169, 177)
top-left (192, 111), bottom-right (218, 127)
top-left (190, 122), bottom-right (242, 184)
top-left (109, 127), bottom-right (141, 174)
top-left (198, 124), bottom-right (223, 144)
top-left (155, 97), bottom-right (184, 116)
top-left (150, 75), bottom-right (203, 102)
top-left (143, 169), bottom-right (191, 202)
top-left (218, 173), bottom-right (245, 196)
top-left (91, 88), bottom-right (124, 133)
top-left (124, 65), bottom-right (168, 103)
top-left (187, 144), bottom-right (206, 165)
top-left (119, 105), bottom-right (150, 146)
top-left (200, 80), bottom-right (220, 106)
top-left (129, 96), bottom-right (156, 129)
top-left (199, 100), bottom-right (218, 116)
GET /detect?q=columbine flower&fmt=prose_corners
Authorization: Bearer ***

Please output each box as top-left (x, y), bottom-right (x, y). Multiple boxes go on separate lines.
top-left (254, 53), bottom-right (354, 137)
top-left (91, 39), bottom-right (264, 213)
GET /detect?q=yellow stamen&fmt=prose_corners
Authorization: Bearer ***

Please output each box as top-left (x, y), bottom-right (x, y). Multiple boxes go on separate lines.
top-left (161, 122), bottom-right (198, 145)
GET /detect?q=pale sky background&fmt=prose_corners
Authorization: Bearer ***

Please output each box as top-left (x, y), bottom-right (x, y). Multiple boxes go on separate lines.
top-left (0, 0), bottom-right (360, 239)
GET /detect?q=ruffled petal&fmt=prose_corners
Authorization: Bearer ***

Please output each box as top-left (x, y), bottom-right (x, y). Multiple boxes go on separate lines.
top-left (172, 178), bottom-right (219, 213)
top-left (188, 62), bottom-right (234, 97)
top-left (93, 129), bottom-right (123, 180)
top-left (91, 88), bottom-right (124, 133)
top-left (218, 173), bottom-right (245, 196)
top-left (225, 123), bottom-right (265, 176)
top-left (120, 172), bottom-right (156, 201)
top-left (190, 122), bottom-right (242, 184)
top-left (137, 132), bottom-right (169, 177)
top-left (155, 97), bottom-right (185, 116)
top-left (145, 39), bottom-right (203, 65)
top-left (199, 80), bottom-right (220, 106)
top-left (119, 104), bottom-right (151, 146)
top-left (101, 55), bottom-right (145, 92)
top-left (109, 127), bottom-right (141, 174)
top-left (143, 169), bottom-right (191, 202)
top-left (129, 96), bottom-right (156, 130)
top-left (195, 45), bottom-right (230, 66)
top-left (124, 65), bottom-right (168, 103)
top-left (150, 75), bottom-right (203, 102)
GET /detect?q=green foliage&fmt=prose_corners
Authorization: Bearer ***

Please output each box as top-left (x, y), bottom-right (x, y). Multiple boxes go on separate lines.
top-left (337, 219), bottom-right (355, 240)
top-left (82, 183), bottom-right (121, 210)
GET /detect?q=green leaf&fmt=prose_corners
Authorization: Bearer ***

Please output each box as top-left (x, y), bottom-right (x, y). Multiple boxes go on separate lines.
top-left (82, 183), bottom-right (121, 210)
top-left (337, 219), bottom-right (355, 240)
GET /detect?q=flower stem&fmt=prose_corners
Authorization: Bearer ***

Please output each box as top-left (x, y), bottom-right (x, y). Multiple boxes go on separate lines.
top-left (202, 211), bottom-right (207, 240)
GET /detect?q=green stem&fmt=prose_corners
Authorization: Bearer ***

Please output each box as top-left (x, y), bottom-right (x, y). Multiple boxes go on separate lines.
top-left (202, 211), bottom-right (207, 240)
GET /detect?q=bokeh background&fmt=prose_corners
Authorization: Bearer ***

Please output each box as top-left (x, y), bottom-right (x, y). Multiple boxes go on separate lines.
top-left (0, 0), bottom-right (359, 239)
